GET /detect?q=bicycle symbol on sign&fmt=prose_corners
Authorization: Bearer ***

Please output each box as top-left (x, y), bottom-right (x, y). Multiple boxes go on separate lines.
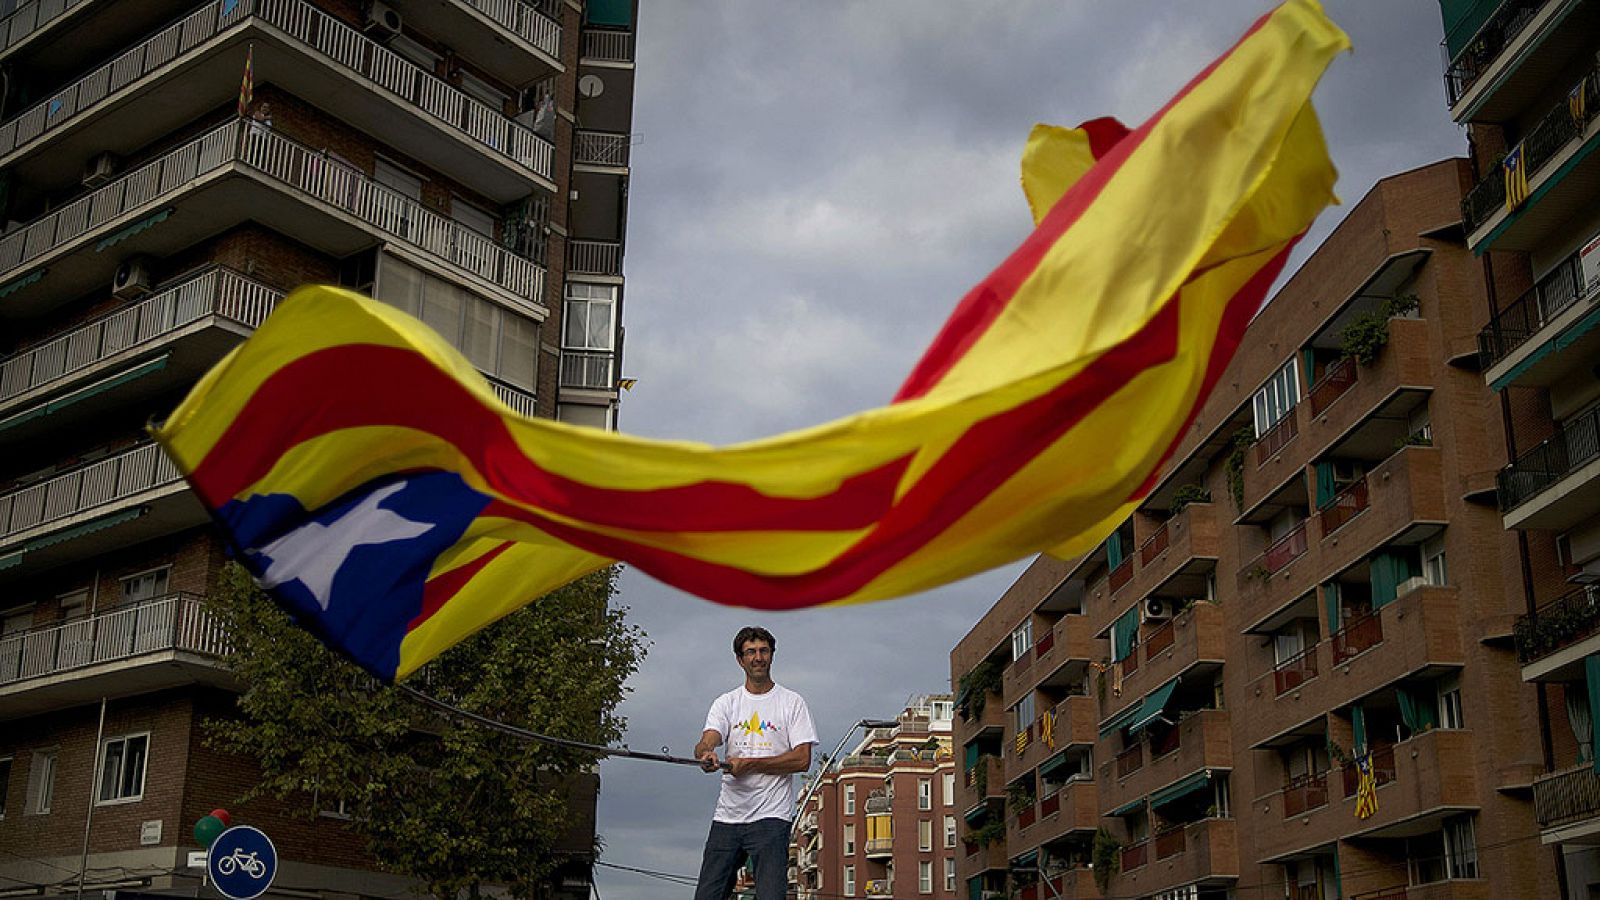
top-left (216, 849), bottom-right (267, 879)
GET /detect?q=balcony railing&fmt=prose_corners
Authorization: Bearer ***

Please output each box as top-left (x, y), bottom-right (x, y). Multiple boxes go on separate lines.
top-left (487, 377), bottom-right (537, 417)
top-left (1463, 65), bottom-right (1600, 232)
top-left (1331, 612), bottom-right (1384, 664)
top-left (0, 120), bottom-right (545, 306)
top-left (1308, 358), bottom-right (1357, 416)
top-left (1034, 630), bottom-right (1054, 658)
top-left (1281, 771), bottom-right (1329, 817)
top-left (1533, 763), bottom-right (1600, 830)
top-left (0, 442), bottom-right (179, 544)
top-left (0, 0), bottom-right (92, 57)
top-left (1144, 620), bottom-right (1175, 658)
top-left (1499, 403), bottom-right (1600, 512)
top-left (1140, 521), bottom-right (1170, 564)
top-left (456, 0), bottom-right (561, 60)
top-left (568, 239), bottom-right (622, 276)
top-left (1039, 790), bottom-right (1060, 817)
top-left (1242, 521), bottom-right (1309, 588)
top-left (1255, 409), bottom-right (1299, 464)
top-left (1478, 252), bottom-right (1588, 366)
top-left (1442, 0), bottom-right (1552, 105)
top-left (1352, 887), bottom-right (1409, 900)
top-left (574, 130), bottom-right (630, 168)
top-left (1273, 645), bottom-right (1318, 695)
top-left (1109, 557), bottom-right (1133, 594)
top-left (581, 29), bottom-right (633, 62)
top-left (863, 838), bottom-right (893, 855)
top-left (1341, 744), bottom-right (1397, 798)
top-left (0, 593), bottom-right (225, 687)
top-left (1153, 826), bottom-right (1186, 860)
top-left (1318, 477), bottom-right (1369, 536)
top-left (1515, 585), bottom-right (1600, 665)
top-left (558, 350), bottom-right (615, 390)
top-left (1120, 839), bottom-right (1147, 872)
top-left (1149, 723), bottom-right (1181, 759)
top-left (1016, 804), bottom-right (1036, 829)
top-left (1116, 743), bottom-right (1143, 779)
top-left (0, 267), bottom-right (279, 404)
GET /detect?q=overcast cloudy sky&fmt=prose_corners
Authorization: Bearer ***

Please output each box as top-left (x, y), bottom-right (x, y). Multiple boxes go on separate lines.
top-left (591, 2), bottom-right (1467, 895)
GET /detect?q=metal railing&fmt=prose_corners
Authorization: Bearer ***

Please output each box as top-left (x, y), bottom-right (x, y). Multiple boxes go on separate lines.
top-left (1462, 65), bottom-right (1599, 231)
top-left (1116, 743), bottom-right (1143, 779)
top-left (1255, 408), bottom-right (1299, 464)
top-left (1273, 645), bottom-right (1318, 696)
top-left (1442, 0), bottom-right (1552, 105)
top-left (574, 130), bottom-right (630, 168)
top-left (1281, 771), bottom-right (1329, 817)
top-left (581, 29), bottom-right (632, 62)
top-left (1478, 252), bottom-right (1590, 365)
top-left (558, 349), bottom-right (615, 389)
top-left (567, 239), bottom-right (622, 276)
top-left (1243, 520), bottom-right (1310, 586)
top-left (0, 592), bottom-right (225, 686)
top-left (1533, 763), bottom-right (1600, 829)
top-left (487, 377), bottom-right (537, 416)
top-left (456, 0), bottom-right (560, 60)
top-left (1308, 357), bottom-right (1357, 416)
top-left (0, 120), bottom-right (546, 305)
top-left (0, 441), bottom-right (180, 544)
top-left (1352, 887), bottom-right (1408, 900)
top-left (0, 0), bottom-right (553, 180)
top-left (0, 267), bottom-right (280, 404)
top-left (0, 0), bottom-right (93, 57)
top-left (1515, 585), bottom-right (1600, 665)
top-left (1119, 840), bottom-right (1147, 872)
top-left (1331, 612), bottom-right (1383, 664)
top-left (1499, 401), bottom-right (1600, 512)
top-left (1318, 477), bottom-right (1369, 536)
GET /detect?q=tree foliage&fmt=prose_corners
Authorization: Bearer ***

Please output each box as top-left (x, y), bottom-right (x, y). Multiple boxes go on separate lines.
top-left (204, 563), bottom-right (647, 900)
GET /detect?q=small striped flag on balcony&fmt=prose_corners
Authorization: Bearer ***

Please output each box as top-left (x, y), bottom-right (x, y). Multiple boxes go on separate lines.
top-left (1503, 144), bottom-right (1529, 212)
top-left (237, 44), bottom-right (253, 118)
top-left (151, 0), bottom-right (1348, 682)
top-left (1571, 81), bottom-right (1588, 129)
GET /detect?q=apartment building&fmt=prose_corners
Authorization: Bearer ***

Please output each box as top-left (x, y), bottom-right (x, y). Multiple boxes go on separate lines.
top-left (952, 159), bottom-right (1560, 900)
top-left (1438, 1), bottom-right (1600, 896)
top-left (792, 695), bottom-right (960, 900)
top-left (0, 0), bottom-right (636, 897)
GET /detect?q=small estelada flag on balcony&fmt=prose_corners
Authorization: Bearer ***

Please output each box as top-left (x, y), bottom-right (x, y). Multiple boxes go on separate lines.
top-left (1041, 710), bottom-right (1056, 750)
top-left (237, 44), bottom-right (254, 118)
top-left (1503, 144), bottom-right (1529, 212)
top-left (1571, 80), bottom-right (1588, 129)
top-left (1353, 755), bottom-right (1379, 820)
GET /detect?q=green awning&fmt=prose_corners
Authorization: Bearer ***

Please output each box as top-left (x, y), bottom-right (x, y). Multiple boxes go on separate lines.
top-left (1491, 302), bottom-right (1600, 392)
top-left (0, 551), bottom-right (22, 571)
top-left (1106, 796), bottom-right (1145, 817)
top-left (1099, 700), bottom-right (1140, 737)
top-left (95, 208), bottom-right (173, 251)
top-left (1038, 750), bottom-right (1071, 779)
top-left (1011, 849), bottom-right (1038, 868)
top-left (1126, 678), bottom-right (1180, 735)
top-left (1150, 770), bottom-right (1213, 809)
top-left (0, 269), bottom-right (45, 298)
top-left (963, 803), bottom-right (991, 825)
top-left (0, 356), bottom-right (169, 434)
top-left (955, 684), bottom-right (972, 708)
top-left (20, 506), bottom-right (147, 552)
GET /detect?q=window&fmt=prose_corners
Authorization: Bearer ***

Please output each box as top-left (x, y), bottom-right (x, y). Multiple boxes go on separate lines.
top-left (1252, 358), bottom-right (1300, 436)
top-left (1014, 693), bottom-right (1035, 732)
top-left (944, 815), bottom-right (956, 848)
top-left (2, 606), bottom-right (29, 635)
top-left (944, 859), bottom-right (956, 892)
top-left (26, 750), bottom-right (56, 815)
top-left (98, 734), bottom-right (148, 804)
top-left (457, 69), bottom-right (510, 111)
top-left (844, 784), bottom-right (855, 815)
top-left (386, 34), bottom-right (441, 72)
top-left (1010, 620), bottom-right (1033, 660)
top-left (373, 157), bottom-right (424, 202)
top-left (376, 254), bottom-right (540, 391)
top-left (564, 283), bottom-right (617, 351)
top-left (59, 590), bottom-right (88, 619)
top-left (1423, 536), bottom-right (1448, 587)
top-left (0, 756), bottom-right (11, 818)
top-left (844, 865), bottom-right (855, 897)
top-left (918, 819), bottom-right (932, 851)
top-left (930, 700), bottom-right (953, 721)
top-left (1438, 675), bottom-right (1464, 729)
top-left (918, 860), bottom-right (933, 894)
top-left (843, 822), bottom-right (855, 856)
top-left (121, 568), bottom-right (169, 603)
top-left (942, 772), bottom-right (955, 806)
top-left (1444, 816), bottom-right (1478, 879)
top-left (918, 778), bottom-right (932, 810)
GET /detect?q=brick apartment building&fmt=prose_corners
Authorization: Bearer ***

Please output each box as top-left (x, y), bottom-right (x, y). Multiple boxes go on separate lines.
top-left (951, 159), bottom-right (1562, 900)
top-left (0, 0), bottom-right (637, 897)
top-left (1437, 0), bottom-right (1600, 896)
top-left (792, 696), bottom-right (961, 900)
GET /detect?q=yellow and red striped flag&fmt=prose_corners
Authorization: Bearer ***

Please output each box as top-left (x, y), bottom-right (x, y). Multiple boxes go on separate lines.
top-left (153, 0), bottom-right (1348, 681)
top-left (1353, 755), bottom-right (1379, 819)
top-left (1503, 144), bottom-right (1529, 211)
top-left (237, 44), bottom-right (253, 117)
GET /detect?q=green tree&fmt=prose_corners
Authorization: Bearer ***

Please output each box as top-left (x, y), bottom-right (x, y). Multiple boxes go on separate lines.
top-left (204, 563), bottom-right (647, 900)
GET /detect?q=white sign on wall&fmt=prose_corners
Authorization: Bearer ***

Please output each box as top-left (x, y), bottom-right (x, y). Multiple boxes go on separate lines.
top-left (139, 820), bottom-right (162, 846)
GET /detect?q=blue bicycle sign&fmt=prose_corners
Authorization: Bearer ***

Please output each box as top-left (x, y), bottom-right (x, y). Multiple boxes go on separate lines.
top-left (207, 825), bottom-right (277, 900)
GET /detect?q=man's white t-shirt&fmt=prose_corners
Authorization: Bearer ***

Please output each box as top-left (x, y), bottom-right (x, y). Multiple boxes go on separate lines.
top-left (704, 683), bottom-right (817, 823)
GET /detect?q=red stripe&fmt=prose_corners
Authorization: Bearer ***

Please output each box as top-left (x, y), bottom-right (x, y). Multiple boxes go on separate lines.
top-left (893, 7), bottom-right (1277, 403)
top-left (189, 349), bottom-right (914, 534)
top-left (1078, 117), bottom-right (1132, 159)
top-left (412, 541), bottom-right (514, 629)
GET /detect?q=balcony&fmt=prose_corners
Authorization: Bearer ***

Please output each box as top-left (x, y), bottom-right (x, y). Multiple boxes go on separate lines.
top-left (1007, 694), bottom-right (1094, 784)
top-left (400, 0), bottom-right (563, 85)
top-left (1005, 614), bottom-right (1096, 707)
top-left (568, 239), bottom-right (623, 277)
top-left (574, 130), bottom-right (631, 169)
top-left (1280, 771), bottom-right (1330, 817)
top-left (1246, 586), bottom-right (1465, 749)
top-left (1443, 0), bottom-right (1582, 116)
top-left (0, 592), bottom-right (229, 719)
top-left (1113, 817), bottom-right (1237, 897)
top-left (1353, 884), bottom-right (1492, 900)
top-left (1515, 585), bottom-right (1600, 680)
top-left (0, 0), bottom-right (554, 212)
top-left (1533, 763), bottom-right (1600, 841)
top-left (1498, 402), bottom-right (1600, 532)
top-left (1016, 869), bottom-right (1100, 900)
top-left (0, 120), bottom-right (546, 318)
top-left (1309, 357), bottom-right (1357, 416)
top-left (1258, 729), bottom-right (1480, 861)
top-left (1478, 251), bottom-right (1595, 383)
top-left (1114, 603), bottom-right (1225, 710)
top-left (1296, 315), bottom-right (1434, 466)
top-left (558, 350), bottom-right (615, 391)
top-left (864, 837), bottom-right (893, 860)
top-left (1108, 557), bottom-right (1133, 595)
top-left (1131, 502), bottom-right (1221, 603)
top-left (1103, 710), bottom-right (1231, 818)
top-left (1462, 63), bottom-right (1600, 251)
top-left (580, 29), bottom-right (633, 65)
top-left (1028, 777), bottom-right (1098, 848)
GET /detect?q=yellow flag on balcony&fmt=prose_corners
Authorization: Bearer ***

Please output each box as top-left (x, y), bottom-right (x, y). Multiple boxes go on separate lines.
top-left (1041, 710), bottom-right (1056, 749)
top-left (1503, 144), bottom-right (1529, 212)
top-left (1353, 755), bottom-right (1379, 820)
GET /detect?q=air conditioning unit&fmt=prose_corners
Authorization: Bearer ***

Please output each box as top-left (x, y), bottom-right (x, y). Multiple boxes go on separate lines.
top-left (1331, 460), bottom-right (1364, 484)
top-left (1143, 597), bottom-right (1173, 621)
top-left (1396, 575), bottom-right (1428, 598)
top-left (113, 256), bottom-right (154, 299)
top-left (82, 152), bottom-right (119, 188)
top-left (364, 1), bottom-right (403, 39)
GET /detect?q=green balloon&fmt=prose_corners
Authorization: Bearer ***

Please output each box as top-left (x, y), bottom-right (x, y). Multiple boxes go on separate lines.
top-left (194, 815), bottom-right (225, 849)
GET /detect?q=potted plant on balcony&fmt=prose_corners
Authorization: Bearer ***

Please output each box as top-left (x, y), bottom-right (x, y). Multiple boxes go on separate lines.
top-left (1091, 827), bottom-right (1122, 892)
top-left (1224, 426), bottom-right (1253, 510)
top-left (1170, 484), bottom-right (1211, 515)
top-left (1338, 294), bottom-right (1420, 366)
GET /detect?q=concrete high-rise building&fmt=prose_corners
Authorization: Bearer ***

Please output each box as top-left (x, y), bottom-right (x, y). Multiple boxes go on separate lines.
top-left (952, 160), bottom-right (1560, 900)
top-left (1438, 1), bottom-right (1600, 895)
top-left (792, 695), bottom-right (961, 900)
top-left (0, 0), bottom-right (637, 896)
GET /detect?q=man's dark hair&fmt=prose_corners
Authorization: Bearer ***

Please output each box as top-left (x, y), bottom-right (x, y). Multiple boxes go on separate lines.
top-left (733, 626), bottom-right (776, 656)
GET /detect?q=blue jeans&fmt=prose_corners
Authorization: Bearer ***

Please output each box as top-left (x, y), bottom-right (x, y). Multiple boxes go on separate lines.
top-left (694, 817), bottom-right (789, 900)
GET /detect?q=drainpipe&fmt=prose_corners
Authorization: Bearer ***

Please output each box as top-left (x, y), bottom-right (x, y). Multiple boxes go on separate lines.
top-left (76, 696), bottom-right (108, 900)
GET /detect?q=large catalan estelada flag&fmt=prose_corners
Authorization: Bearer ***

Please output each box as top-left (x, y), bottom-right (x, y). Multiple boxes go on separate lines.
top-left (153, 0), bottom-right (1349, 681)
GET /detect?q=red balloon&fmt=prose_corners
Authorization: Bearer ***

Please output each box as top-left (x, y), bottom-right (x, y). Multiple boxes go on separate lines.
top-left (210, 808), bottom-right (232, 828)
